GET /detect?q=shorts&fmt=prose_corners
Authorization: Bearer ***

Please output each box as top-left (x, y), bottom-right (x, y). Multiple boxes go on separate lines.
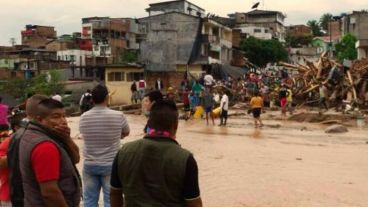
top-left (184, 104), bottom-right (190, 112)
top-left (252, 108), bottom-right (262, 118)
top-left (280, 97), bottom-right (287, 108)
top-left (205, 107), bottom-right (213, 113)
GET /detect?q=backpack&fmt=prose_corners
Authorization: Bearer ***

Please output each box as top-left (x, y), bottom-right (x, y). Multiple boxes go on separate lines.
top-left (81, 94), bottom-right (92, 107)
top-left (7, 126), bottom-right (26, 207)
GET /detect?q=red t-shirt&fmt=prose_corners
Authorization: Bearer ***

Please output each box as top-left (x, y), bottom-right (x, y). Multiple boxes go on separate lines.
top-left (31, 141), bottom-right (60, 183)
top-left (0, 137), bottom-right (10, 201)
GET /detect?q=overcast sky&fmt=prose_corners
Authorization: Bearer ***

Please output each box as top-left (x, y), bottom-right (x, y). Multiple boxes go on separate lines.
top-left (1, 0), bottom-right (367, 46)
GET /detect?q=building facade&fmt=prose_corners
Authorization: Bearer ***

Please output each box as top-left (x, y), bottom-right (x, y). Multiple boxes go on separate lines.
top-left (81, 17), bottom-right (129, 64)
top-left (229, 10), bottom-right (286, 42)
top-left (21, 25), bottom-right (57, 48)
top-left (286, 25), bottom-right (312, 36)
top-left (146, 0), bottom-right (205, 17)
top-left (341, 11), bottom-right (368, 59)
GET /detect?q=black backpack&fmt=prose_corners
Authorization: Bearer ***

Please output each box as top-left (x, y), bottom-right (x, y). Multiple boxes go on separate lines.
top-left (7, 126), bottom-right (26, 207)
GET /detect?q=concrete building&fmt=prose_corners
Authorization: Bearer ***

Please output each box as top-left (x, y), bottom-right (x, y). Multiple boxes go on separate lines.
top-left (81, 17), bottom-right (129, 64)
top-left (0, 48), bottom-right (70, 80)
top-left (105, 64), bottom-right (144, 105)
top-left (121, 18), bottom-right (141, 50)
top-left (234, 25), bottom-right (272, 40)
top-left (139, 11), bottom-right (233, 88)
top-left (341, 11), bottom-right (368, 59)
top-left (286, 25), bottom-right (312, 36)
top-left (229, 10), bottom-right (286, 42)
top-left (21, 25), bottom-right (57, 48)
top-left (146, 0), bottom-right (205, 17)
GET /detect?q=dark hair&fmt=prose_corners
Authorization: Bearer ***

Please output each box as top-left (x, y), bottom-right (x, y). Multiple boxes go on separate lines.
top-left (87, 89), bottom-right (91, 93)
top-left (144, 90), bottom-right (163, 102)
top-left (26, 94), bottom-right (49, 118)
top-left (147, 100), bottom-right (178, 132)
top-left (37, 98), bottom-right (64, 118)
top-left (92, 85), bottom-right (108, 104)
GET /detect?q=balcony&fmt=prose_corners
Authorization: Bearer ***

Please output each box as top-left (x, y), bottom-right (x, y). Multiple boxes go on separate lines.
top-left (202, 34), bottom-right (219, 44)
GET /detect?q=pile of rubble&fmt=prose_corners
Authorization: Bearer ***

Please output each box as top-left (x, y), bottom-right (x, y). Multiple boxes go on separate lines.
top-left (279, 52), bottom-right (368, 107)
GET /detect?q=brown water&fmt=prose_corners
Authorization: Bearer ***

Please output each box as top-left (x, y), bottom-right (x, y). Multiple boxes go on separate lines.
top-left (68, 110), bottom-right (368, 207)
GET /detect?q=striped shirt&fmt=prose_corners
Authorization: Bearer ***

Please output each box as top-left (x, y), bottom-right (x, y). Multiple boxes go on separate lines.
top-left (79, 106), bottom-right (130, 165)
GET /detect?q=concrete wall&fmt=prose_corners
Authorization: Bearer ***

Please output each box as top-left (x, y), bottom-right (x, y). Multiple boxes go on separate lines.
top-left (139, 13), bottom-right (200, 72)
top-left (105, 68), bottom-right (144, 105)
top-left (57, 50), bottom-right (92, 66)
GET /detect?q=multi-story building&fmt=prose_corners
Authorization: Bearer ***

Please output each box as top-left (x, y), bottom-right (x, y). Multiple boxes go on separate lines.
top-left (0, 48), bottom-right (70, 79)
top-left (341, 11), bottom-right (368, 59)
top-left (286, 25), bottom-right (312, 36)
top-left (229, 10), bottom-right (286, 42)
top-left (234, 25), bottom-right (272, 40)
top-left (146, 0), bottom-right (205, 17)
top-left (139, 11), bottom-right (233, 88)
top-left (81, 17), bottom-right (129, 64)
top-left (120, 18), bottom-right (141, 50)
top-left (21, 25), bottom-right (57, 48)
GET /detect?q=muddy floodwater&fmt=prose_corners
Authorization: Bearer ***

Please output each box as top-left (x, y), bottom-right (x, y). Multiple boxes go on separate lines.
top-left (68, 110), bottom-right (368, 207)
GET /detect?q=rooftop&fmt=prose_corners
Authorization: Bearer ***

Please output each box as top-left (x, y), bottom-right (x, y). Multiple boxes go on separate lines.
top-left (147, 0), bottom-right (205, 11)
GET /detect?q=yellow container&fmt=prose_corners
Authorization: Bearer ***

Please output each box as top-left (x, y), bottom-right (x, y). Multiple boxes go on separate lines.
top-left (193, 106), bottom-right (204, 119)
top-left (212, 107), bottom-right (221, 118)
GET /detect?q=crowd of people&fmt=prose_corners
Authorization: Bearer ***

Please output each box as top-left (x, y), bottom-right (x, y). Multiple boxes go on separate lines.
top-left (0, 86), bottom-right (203, 207)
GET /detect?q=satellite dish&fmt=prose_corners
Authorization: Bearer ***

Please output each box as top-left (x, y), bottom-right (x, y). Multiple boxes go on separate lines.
top-left (251, 2), bottom-right (260, 9)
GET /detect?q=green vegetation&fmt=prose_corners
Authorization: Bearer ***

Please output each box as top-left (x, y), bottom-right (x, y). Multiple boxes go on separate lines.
top-left (335, 33), bottom-right (358, 62)
top-left (240, 36), bottom-right (288, 67)
top-left (285, 33), bottom-right (313, 47)
top-left (319, 13), bottom-right (333, 31)
top-left (119, 49), bottom-right (138, 63)
top-left (0, 70), bottom-right (64, 101)
top-left (307, 20), bottom-right (323, 36)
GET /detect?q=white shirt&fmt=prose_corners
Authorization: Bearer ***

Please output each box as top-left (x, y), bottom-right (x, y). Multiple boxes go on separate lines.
top-left (204, 74), bottom-right (214, 86)
top-left (52, 94), bottom-right (62, 102)
top-left (220, 94), bottom-right (229, 111)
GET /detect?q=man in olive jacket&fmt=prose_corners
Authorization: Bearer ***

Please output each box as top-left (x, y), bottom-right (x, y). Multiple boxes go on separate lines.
top-left (110, 100), bottom-right (202, 207)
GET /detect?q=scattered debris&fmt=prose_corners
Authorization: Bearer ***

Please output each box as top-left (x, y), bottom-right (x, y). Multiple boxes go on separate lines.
top-left (325, 124), bottom-right (349, 133)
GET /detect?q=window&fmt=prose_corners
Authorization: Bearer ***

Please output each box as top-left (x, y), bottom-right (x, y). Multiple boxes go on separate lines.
top-left (126, 72), bottom-right (144, 81)
top-left (108, 72), bottom-right (125, 81)
top-left (254, 29), bottom-right (262, 33)
top-left (265, 29), bottom-right (269, 33)
top-left (70, 55), bottom-right (75, 62)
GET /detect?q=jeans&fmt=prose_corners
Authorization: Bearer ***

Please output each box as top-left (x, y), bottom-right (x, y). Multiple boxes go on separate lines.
top-left (83, 164), bottom-right (112, 207)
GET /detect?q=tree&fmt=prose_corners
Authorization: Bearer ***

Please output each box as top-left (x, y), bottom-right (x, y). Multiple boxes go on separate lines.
top-left (240, 37), bottom-right (288, 67)
top-left (285, 33), bottom-right (313, 47)
top-left (335, 33), bottom-right (357, 62)
top-left (1, 70), bottom-right (64, 101)
top-left (119, 49), bottom-right (138, 63)
top-left (319, 13), bottom-right (333, 31)
top-left (307, 20), bottom-right (323, 36)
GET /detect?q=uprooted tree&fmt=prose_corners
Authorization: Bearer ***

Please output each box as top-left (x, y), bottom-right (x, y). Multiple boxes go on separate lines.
top-left (240, 36), bottom-right (288, 67)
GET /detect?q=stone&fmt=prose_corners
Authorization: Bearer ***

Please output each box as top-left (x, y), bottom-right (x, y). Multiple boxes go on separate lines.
top-left (324, 124), bottom-right (349, 133)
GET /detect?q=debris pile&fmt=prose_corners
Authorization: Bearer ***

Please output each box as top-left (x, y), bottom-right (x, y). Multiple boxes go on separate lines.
top-left (279, 52), bottom-right (368, 107)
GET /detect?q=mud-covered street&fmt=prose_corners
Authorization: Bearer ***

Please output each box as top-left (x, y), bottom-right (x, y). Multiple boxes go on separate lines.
top-left (68, 110), bottom-right (368, 207)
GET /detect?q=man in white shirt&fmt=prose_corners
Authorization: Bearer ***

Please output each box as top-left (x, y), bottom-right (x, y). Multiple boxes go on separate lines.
top-left (51, 93), bottom-right (62, 102)
top-left (219, 90), bottom-right (229, 126)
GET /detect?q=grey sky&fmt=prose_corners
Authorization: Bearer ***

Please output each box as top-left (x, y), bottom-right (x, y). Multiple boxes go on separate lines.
top-left (1, 0), bottom-right (367, 46)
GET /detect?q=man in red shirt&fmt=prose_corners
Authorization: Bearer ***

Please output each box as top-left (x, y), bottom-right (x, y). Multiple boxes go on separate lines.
top-left (9, 98), bottom-right (80, 207)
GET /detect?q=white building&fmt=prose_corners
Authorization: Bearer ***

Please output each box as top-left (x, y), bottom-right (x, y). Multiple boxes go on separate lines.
top-left (57, 50), bottom-right (92, 67)
top-left (235, 25), bottom-right (273, 40)
top-left (146, 0), bottom-right (205, 17)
